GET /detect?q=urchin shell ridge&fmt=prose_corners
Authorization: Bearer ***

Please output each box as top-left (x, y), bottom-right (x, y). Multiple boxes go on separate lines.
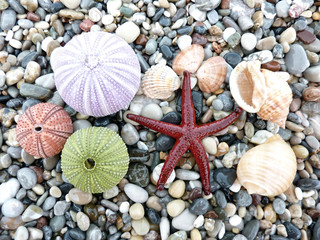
top-left (61, 127), bottom-right (129, 193)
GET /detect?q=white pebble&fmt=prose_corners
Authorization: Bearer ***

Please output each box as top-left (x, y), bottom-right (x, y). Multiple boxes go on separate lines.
top-left (193, 215), bottom-right (204, 228)
top-left (177, 34), bottom-right (192, 50)
top-left (116, 21), bottom-right (140, 43)
top-left (119, 201), bottom-right (130, 213)
top-left (141, 103), bottom-right (163, 120)
top-left (152, 163), bottom-right (176, 188)
top-left (124, 183), bottom-right (148, 203)
top-left (223, 27), bottom-right (236, 42)
top-left (175, 169), bottom-right (200, 180)
top-left (241, 33), bottom-right (257, 51)
top-left (229, 178), bottom-right (241, 192)
top-left (0, 178), bottom-right (20, 205)
top-left (160, 217), bottom-right (170, 240)
top-left (15, 226), bottom-right (29, 240)
top-left (172, 209), bottom-right (197, 231)
top-left (102, 14), bottom-right (114, 25)
top-left (229, 214), bottom-right (242, 227)
top-left (9, 39), bottom-right (22, 49)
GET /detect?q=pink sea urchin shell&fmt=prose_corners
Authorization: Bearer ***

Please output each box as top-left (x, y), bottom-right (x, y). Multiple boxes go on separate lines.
top-left (50, 32), bottom-right (141, 117)
top-left (16, 103), bottom-right (73, 158)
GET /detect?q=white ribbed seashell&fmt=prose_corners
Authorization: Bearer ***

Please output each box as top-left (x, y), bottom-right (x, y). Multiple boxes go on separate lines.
top-left (142, 64), bottom-right (180, 99)
top-left (172, 44), bottom-right (204, 75)
top-left (237, 134), bottom-right (297, 197)
top-left (257, 69), bottom-right (292, 128)
top-left (50, 32), bottom-right (141, 117)
top-left (229, 61), bottom-right (267, 113)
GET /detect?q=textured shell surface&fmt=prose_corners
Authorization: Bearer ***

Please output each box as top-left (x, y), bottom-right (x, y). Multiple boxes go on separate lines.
top-left (303, 87), bottom-right (320, 102)
top-left (172, 44), bottom-right (205, 75)
top-left (197, 56), bottom-right (227, 93)
top-left (230, 61), bottom-right (267, 113)
top-left (142, 64), bottom-right (180, 99)
top-left (237, 134), bottom-right (297, 197)
top-left (16, 103), bottom-right (73, 158)
top-left (257, 69), bottom-right (293, 128)
top-left (61, 127), bottom-right (129, 193)
top-left (50, 32), bottom-right (141, 117)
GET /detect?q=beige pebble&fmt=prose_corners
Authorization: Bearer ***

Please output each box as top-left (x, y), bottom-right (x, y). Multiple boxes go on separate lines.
top-left (59, 9), bottom-right (85, 20)
top-left (34, 21), bottom-right (50, 29)
top-left (306, 50), bottom-right (319, 64)
top-left (20, 0), bottom-right (38, 12)
top-left (256, 36), bottom-right (276, 50)
top-left (131, 217), bottom-right (150, 235)
top-left (279, 27), bottom-right (296, 44)
top-left (238, 206), bottom-right (246, 218)
top-left (222, 151), bottom-right (236, 168)
top-left (115, 21), bottom-right (140, 43)
top-left (225, 203), bottom-right (236, 217)
top-left (252, 11), bottom-right (263, 28)
top-left (201, 136), bottom-right (217, 155)
top-left (61, 0), bottom-right (81, 9)
top-left (146, 196), bottom-right (162, 212)
top-left (24, 61), bottom-right (41, 83)
top-left (168, 180), bottom-right (185, 198)
top-left (190, 228), bottom-right (202, 240)
top-left (277, 224), bottom-right (287, 237)
top-left (167, 199), bottom-right (185, 217)
top-left (285, 121), bottom-right (304, 132)
top-left (9, 39), bottom-right (22, 49)
top-left (256, 205), bottom-right (264, 220)
top-left (159, 0), bottom-right (170, 8)
top-left (50, 186), bottom-right (62, 198)
top-left (281, 41), bottom-right (290, 53)
top-left (76, 212), bottom-right (90, 231)
top-left (292, 145), bottom-right (309, 159)
top-left (6, 67), bottom-right (24, 86)
top-left (288, 203), bottom-right (302, 218)
top-left (32, 184), bottom-right (45, 195)
top-left (68, 188), bottom-right (92, 205)
top-left (129, 203), bottom-right (145, 220)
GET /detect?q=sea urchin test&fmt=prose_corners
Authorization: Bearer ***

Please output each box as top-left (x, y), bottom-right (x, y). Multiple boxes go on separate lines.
top-left (50, 32), bottom-right (141, 117)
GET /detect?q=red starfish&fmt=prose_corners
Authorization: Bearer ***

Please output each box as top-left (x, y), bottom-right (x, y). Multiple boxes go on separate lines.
top-left (127, 71), bottom-right (243, 195)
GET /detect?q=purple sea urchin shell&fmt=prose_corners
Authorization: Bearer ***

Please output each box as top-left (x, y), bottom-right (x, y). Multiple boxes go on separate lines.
top-left (50, 32), bottom-right (141, 117)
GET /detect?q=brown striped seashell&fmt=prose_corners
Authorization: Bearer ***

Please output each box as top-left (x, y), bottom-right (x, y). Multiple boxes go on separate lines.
top-left (141, 64), bottom-right (180, 99)
top-left (257, 69), bottom-right (293, 128)
top-left (197, 56), bottom-right (227, 93)
top-left (237, 134), bottom-right (297, 197)
top-left (302, 87), bottom-right (320, 102)
top-left (229, 61), bottom-right (267, 113)
top-left (172, 44), bottom-right (204, 75)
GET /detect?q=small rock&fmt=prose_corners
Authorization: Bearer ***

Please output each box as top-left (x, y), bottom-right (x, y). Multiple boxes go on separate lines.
top-left (17, 167), bottom-right (37, 189)
top-left (121, 123), bottom-right (139, 145)
top-left (76, 212), bottom-right (90, 231)
top-left (21, 205), bottom-right (43, 222)
top-left (172, 209), bottom-right (197, 231)
top-left (124, 183), bottom-right (148, 203)
top-left (68, 188), bottom-right (93, 205)
top-left (116, 21), bottom-right (140, 43)
top-left (1, 198), bottom-right (24, 217)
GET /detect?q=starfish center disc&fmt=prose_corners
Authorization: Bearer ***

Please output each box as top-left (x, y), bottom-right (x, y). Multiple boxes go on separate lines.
top-left (85, 54), bottom-right (100, 69)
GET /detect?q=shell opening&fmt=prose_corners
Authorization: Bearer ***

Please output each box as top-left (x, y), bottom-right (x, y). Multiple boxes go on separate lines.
top-left (84, 158), bottom-right (96, 170)
top-left (33, 124), bottom-right (43, 133)
top-left (85, 54), bottom-right (100, 69)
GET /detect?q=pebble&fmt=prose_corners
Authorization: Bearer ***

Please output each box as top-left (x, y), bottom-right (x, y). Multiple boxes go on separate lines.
top-left (68, 188), bottom-right (93, 205)
top-left (285, 44), bottom-right (310, 76)
top-left (235, 190), bottom-right (252, 207)
top-left (1, 198), bottom-right (24, 217)
top-left (168, 180), bottom-right (185, 198)
top-left (103, 186), bottom-right (119, 200)
top-left (116, 21), bottom-right (140, 43)
top-left (15, 226), bottom-right (29, 240)
top-left (42, 196), bottom-right (56, 211)
top-left (24, 61), bottom-right (41, 83)
top-left (167, 199), bottom-right (185, 217)
top-left (132, 217), bottom-right (150, 235)
top-left (61, 0), bottom-right (80, 9)
top-left (241, 33), bottom-right (257, 51)
top-left (121, 123), bottom-right (139, 145)
top-left (172, 209), bottom-right (197, 231)
top-left (238, 15), bottom-right (254, 31)
top-left (201, 137), bottom-right (217, 155)
top-left (124, 183), bottom-right (148, 203)
top-left (152, 163), bottom-right (176, 187)
top-left (272, 198), bottom-right (286, 214)
top-left (0, 9), bottom-right (16, 30)
top-left (141, 103), bottom-right (163, 120)
top-left (129, 203), bottom-right (145, 220)
top-left (17, 167), bottom-right (37, 189)
top-left (127, 163), bottom-right (149, 187)
top-left (189, 4), bottom-right (206, 21)
top-left (304, 65), bottom-right (320, 83)
top-left (54, 201), bottom-right (71, 216)
top-left (21, 205), bottom-right (43, 222)
top-left (242, 220), bottom-right (260, 240)
top-left (76, 212), bottom-right (90, 231)
top-left (213, 168), bottom-right (237, 188)
top-left (50, 215), bottom-right (65, 232)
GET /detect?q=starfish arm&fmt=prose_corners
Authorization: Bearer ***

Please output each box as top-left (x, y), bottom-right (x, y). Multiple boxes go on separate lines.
top-left (126, 113), bottom-right (182, 137)
top-left (189, 139), bottom-right (211, 195)
top-left (157, 137), bottom-right (190, 191)
top-left (195, 107), bottom-right (243, 138)
top-left (181, 71), bottom-right (196, 127)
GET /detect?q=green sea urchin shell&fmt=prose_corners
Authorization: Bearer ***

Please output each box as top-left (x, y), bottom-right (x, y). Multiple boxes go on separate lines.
top-left (61, 127), bottom-right (129, 193)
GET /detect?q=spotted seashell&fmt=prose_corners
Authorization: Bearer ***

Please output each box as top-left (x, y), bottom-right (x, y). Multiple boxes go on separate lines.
top-left (50, 32), bottom-right (141, 117)
top-left (61, 127), bottom-right (129, 193)
top-left (197, 56), bottom-right (227, 93)
top-left (172, 44), bottom-right (204, 75)
top-left (142, 64), bottom-right (180, 99)
top-left (16, 103), bottom-right (73, 158)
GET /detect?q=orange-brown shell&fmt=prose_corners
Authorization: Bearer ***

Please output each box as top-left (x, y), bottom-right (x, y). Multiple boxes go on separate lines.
top-left (172, 44), bottom-right (204, 75)
top-left (197, 56), bottom-right (227, 93)
top-left (141, 64), bottom-right (180, 99)
top-left (302, 87), bottom-right (320, 102)
top-left (16, 103), bottom-right (73, 158)
top-left (257, 69), bottom-right (293, 128)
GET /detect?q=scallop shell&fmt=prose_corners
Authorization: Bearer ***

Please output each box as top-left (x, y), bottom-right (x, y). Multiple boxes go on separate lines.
top-left (61, 127), bottom-right (129, 193)
top-left (16, 103), bottom-right (73, 158)
top-left (141, 64), bottom-right (180, 99)
top-left (257, 69), bottom-right (293, 128)
top-left (237, 134), bottom-right (297, 196)
top-left (197, 56), bottom-right (227, 93)
top-left (229, 61), bottom-right (267, 113)
top-left (50, 32), bottom-right (141, 117)
top-left (172, 44), bottom-right (205, 75)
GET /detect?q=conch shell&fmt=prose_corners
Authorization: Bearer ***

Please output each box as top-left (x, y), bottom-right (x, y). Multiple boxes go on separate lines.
top-left (237, 134), bottom-right (297, 196)
top-left (257, 69), bottom-right (292, 128)
top-left (229, 61), bottom-right (267, 113)
top-left (230, 61), bottom-right (293, 128)
top-left (197, 56), bottom-right (227, 93)
top-left (141, 64), bottom-right (180, 99)
top-left (172, 44), bottom-right (204, 75)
